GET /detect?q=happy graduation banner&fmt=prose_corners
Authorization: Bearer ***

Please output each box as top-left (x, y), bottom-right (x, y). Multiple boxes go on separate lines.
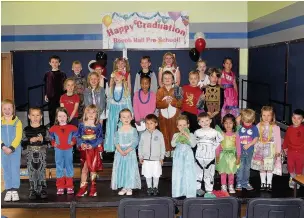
top-left (101, 12), bottom-right (189, 49)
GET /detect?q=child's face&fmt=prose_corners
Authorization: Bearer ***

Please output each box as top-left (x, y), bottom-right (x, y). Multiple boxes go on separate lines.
top-left (164, 55), bottom-right (173, 66)
top-left (163, 74), bottom-right (174, 86)
top-left (95, 67), bottom-right (103, 75)
top-left (223, 60), bottom-right (232, 72)
top-left (224, 118), bottom-right (234, 132)
top-left (210, 73), bottom-right (218, 84)
top-left (261, 111), bottom-right (273, 124)
top-left (140, 78), bottom-right (151, 92)
top-left (120, 111), bottom-right (132, 125)
top-left (242, 121), bottom-right (253, 126)
top-left (57, 111), bottom-right (68, 125)
top-left (292, 114), bottom-right (304, 127)
top-left (117, 60), bottom-right (126, 71)
top-left (197, 62), bottom-right (206, 73)
top-left (72, 64), bottom-right (82, 74)
top-left (146, 120), bottom-right (157, 132)
top-left (89, 75), bottom-right (99, 87)
top-left (198, 117), bottom-right (212, 128)
top-left (189, 74), bottom-right (199, 87)
top-left (2, 103), bottom-right (13, 118)
top-left (28, 109), bottom-right (42, 125)
top-left (86, 109), bottom-right (97, 121)
top-left (140, 59), bottom-right (151, 70)
top-left (49, 58), bottom-right (60, 69)
top-left (114, 74), bottom-right (123, 84)
top-left (177, 120), bottom-right (189, 132)
top-left (66, 80), bottom-right (75, 93)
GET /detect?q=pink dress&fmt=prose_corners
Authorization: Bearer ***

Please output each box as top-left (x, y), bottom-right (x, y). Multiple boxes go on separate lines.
top-left (220, 71), bottom-right (239, 118)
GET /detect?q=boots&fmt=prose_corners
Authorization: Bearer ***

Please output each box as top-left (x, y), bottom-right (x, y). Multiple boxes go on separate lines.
top-left (89, 173), bottom-right (97, 197)
top-left (76, 182), bottom-right (88, 197)
top-left (56, 177), bottom-right (65, 195)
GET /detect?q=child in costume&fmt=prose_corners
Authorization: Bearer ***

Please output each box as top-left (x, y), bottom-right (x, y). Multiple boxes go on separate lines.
top-left (44, 55), bottom-right (67, 126)
top-left (182, 71), bottom-right (203, 133)
top-left (283, 109), bottom-right (304, 189)
top-left (156, 71), bottom-right (182, 157)
top-left (112, 57), bottom-right (132, 93)
top-left (49, 107), bottom-right (78, 195)
top-left (1, 99), bottom-right (23, 202)
top-left (236, 109), bottom-right (259, 191)
top-left (88, 60), bottom-right (108, 89)
top-left (197, 59), bottom-right (210, 89)
top-left (251, 106), bottom-right (282, 191)
top-left (219, 57), bottom-right (239, 118)
top-left (104, 71), bottom-right (133, 152)
top-left (22, 107), bottom-right (49, 200)
top-left (138, 114), bottom-right (165, 196)
top-left (111, 109), bottom-right (141, 195)
top-left (76, 105), bottom-right (103, 197)
top-left (158, 52), bottom-right (181, 87)
top-left (171, 115), bottom-right (197, 198)
top-left (216, 114), bottom-right (241, 194)
top-left (134, 56), bottom-right (158, 94)
top-left (60, 78), bottom-right (80, 126)
top-left (71, 60), bottom-right (87, 118)
top-left (133, 75), bottom-right (156, 135)
top-left (194, 112), bottom-right (223, 196)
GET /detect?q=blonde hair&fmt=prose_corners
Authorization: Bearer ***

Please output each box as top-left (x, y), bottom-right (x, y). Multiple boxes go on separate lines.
top-left (241, 109), bottom-right (256, 123)
top-left (189, 70), bottom-right (199, 78)
top-left (64, 78), bottom-right (76, 91)
top-left (72, 60), bottom-right (82, 67)
top-left (176, 115), bottom-right (189, 125)
top-left (83, 105), bottom-right (99, 125)
top-left (260, 106), bottom-right (276, 124)
top-left (113, 57), bottom-right (130, 73)
top-left (1, 99), bottom-right (16, 119)
top-left (196, 59), bottom-right (207, 68)
top-left (29, 107), bottom-right (42, 115)
top-left (109, 70), bottom-right (130, 98)
top-left (87, 72), bottom-right (101, 91)
top-left (161, 52), bottom-right (177, 68)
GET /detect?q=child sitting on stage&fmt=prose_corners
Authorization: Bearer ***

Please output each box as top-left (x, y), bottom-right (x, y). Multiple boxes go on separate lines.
top-left (138, 114), bottom-right (165, 196)
top-left (22, 107), bottom-right (49, 200)
top-left (76, 105), bottom-right (103, 197)
top-left (111, 109), bottom-right (141, 196)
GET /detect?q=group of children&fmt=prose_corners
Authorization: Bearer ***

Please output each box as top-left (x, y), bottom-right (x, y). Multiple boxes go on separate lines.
top-left (1, 52), bottom-right (304, 202)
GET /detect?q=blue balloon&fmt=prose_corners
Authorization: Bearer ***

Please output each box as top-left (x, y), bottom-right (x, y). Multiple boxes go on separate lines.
top-left (113, 42), bottom-right (126, 50)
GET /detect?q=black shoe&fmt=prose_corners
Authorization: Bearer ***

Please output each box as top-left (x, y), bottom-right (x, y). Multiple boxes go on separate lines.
top-left (153, 188), bottom-right (159, 196)
top-left (29, 191), bottom-right (37, 200)
top-left (260, 183), bottom-right (266, 191)
top-left (40, 189), bottom-right (48, 199)
top-left (147, 188), bottom-right (153, 196)
top-left (266, 184), bottom-right (272, 192)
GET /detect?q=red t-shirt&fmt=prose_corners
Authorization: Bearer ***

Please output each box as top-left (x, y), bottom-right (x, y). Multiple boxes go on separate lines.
top-left (282, 125), bottom-right (304, 152)
top-left (182, 85), bottom-right (202, 115)
top-left (60, 94), bottom-right (80, 117)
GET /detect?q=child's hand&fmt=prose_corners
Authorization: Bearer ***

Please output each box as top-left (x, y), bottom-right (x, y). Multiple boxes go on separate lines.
top-left (236, 157), bottom-right (240, 165)
top-left (216, 156), bottom-right (220, 164)
top-left (44, 95), bottom-right (49, 102)
top-left (119, 150), bottom-right (126, 156)
top-left (2, 146), bottom-right (9, 155)
top-left (166, 97), bottom-right (172, 104)
top-left (140, 159), bottom-right (144, 164)
top-left (30, 137), bottom-right (38, 143)
top-left (284, 149), bottom-right (288, 156)
top-left (37, 134), bottom-right (43, 142)
top-left (81, 143), bottom-right (87, 150)
top-left (200, 94), bottom-right (205, 100)
top-left (87, 145), bottom-right (93, 150)
top-left (160, 159), bottom-right (164, 165)
top-left (99, 119), bottom-right (104, 125)
top-left (212, 111), bottom-right (219, 117)
top-left (275, 152), bottom-right (281, 158)
top-left (243, 143), bottom-right (251, 150)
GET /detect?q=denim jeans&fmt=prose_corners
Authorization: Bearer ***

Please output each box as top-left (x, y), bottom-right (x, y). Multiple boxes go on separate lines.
top-left (236, 149), bottom-right (253, 186)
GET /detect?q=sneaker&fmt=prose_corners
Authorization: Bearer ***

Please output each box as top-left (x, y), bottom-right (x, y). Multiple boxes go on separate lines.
top-left (40, 189), bottom-right (48, 199)
top-left (147, 188), bottom-right (153, 196)
top-left (126, 189), bottom-right (133, 196)
top-left (196, 189), bottom-right (205, 196)
top-left (235, 184), bottom-right (242, 191)
top-left (260, 183), bottom-right (266, 191)
top-left (228, 185), bottom-right (236, 194)
top-left (289, 178), bottom-right (295, 189)
top-left (11, 191), bottom-right (20, 201)
top-left (221, 185), bottom-right (227, 192)
top-left (67, 188), bottom-right (74, 195)
top-left (28, 190), bottom-right (37, 200)
top-left (57, 188), bottom-right (64, 195)
top-left (4, 191), bottom-right (12, 202)
top-left (118, 188), bottom-right (128, 196)
top-left (244, 183), bottom-right (254, 191)
top-left (266, 184), bottom-right (272, 192)
top-left (153, 188), bottom-right (159, 196)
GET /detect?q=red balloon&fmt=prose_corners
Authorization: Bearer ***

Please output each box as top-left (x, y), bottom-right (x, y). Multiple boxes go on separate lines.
top-left (195, 38), bottom-right (206, 53)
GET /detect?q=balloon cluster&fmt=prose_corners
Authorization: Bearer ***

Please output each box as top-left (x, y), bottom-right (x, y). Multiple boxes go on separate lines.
top-left (189, 32), bottom-right (206, 62)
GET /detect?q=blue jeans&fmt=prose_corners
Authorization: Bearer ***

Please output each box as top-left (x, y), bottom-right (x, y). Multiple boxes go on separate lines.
top-left (236, 150), bottom-right (253, 186)
top-left (55, 148), bottom-right (74, 178)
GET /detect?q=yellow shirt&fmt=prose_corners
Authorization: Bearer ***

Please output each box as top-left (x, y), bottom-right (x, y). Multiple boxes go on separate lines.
top-left (1, 116), bottom-right (23, 149)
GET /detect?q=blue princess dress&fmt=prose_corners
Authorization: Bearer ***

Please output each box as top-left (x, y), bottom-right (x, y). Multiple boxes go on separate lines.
top-left (111, 127), bottom-right (141, 190)
top-left (171, 131), bottom-right (197, 198)
top-left (104, 85), bottom-right (133, 152)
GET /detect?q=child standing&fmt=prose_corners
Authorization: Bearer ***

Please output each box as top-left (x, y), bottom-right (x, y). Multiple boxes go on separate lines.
top-left (156, 71), bottom-right (182, 157)
top-left (236, 109), bottom-right (259, 191)
top-left (197, 60), bottom-right (210, 89)
top-left (251, 106), bottom-right (282, 191)
top-left (182, 71), bottom-right (203, 133)
top-left (71, 61), bottom-right (87, 118)
top-left (104, 71), bottom-right (133, 152)
top-left (49, 107), bottom-right (78, 195)
top-left (1, 99), bottom-right (23, 202)
top-left (195, 112), bottom-right (223, 196)
top-left (158, 52), bottom-right (181, 87)
top-left (134, 56), bottom-right (158, 94)
top-left (112, 57), bottom-right (132, 92)
top-left (216, 114), bottom-right (241, 194)
top-left (60, 78), bottom-right (80, 126)
top-left (89, 61), bottom-right (108, 89)
top-left (111, 109), bottom-right (141, 195)
top-left (76, 105), bottom-right (103, 197)
top-left (171, 115), bottom-right (197, 198)
top-left (283, 109), bottom-right (304, 189)
top-left (44, 55), bottom-right (67, 126)
top-left (219, 57), bottom-right (239, 118)
top-left (22, 107), bottom-right (49, 199)
top-left (133, 75), bottom-right (156, 134)
top-left (138, 114), bottom-right (165, 196)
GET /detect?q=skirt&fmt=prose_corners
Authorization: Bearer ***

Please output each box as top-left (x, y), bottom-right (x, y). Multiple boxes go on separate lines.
top-left (142, 160), bottom-right (162, 178)
top-left (251, 142), bottom-right (276, 171)
top-left (216, 149), bottom-right (239, 174)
